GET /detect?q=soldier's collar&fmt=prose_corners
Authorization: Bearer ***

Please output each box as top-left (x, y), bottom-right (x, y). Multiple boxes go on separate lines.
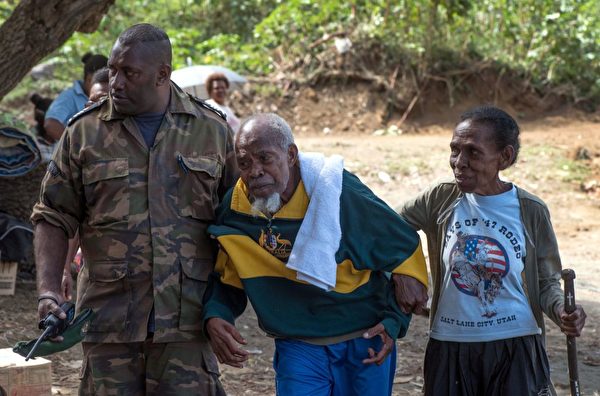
top-left (168, 83), bottom-right (198, 117)
top-left (100, 83), bottom-right (197, 121)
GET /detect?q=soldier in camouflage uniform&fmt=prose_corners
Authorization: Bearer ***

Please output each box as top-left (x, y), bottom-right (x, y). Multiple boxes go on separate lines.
top-left (31, 24), bottom-right (237, 395)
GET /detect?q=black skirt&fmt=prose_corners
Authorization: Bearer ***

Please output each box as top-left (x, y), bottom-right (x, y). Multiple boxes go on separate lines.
top-left (424, 334), bottom-right (552, 396)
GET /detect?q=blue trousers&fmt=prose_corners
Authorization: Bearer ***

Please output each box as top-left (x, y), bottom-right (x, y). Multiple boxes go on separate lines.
top-left (273, 337), bottom-right (397, 396)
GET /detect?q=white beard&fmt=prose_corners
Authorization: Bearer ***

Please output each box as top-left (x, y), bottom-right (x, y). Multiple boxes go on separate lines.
top-left (251, 193), bottom-right (282, 217)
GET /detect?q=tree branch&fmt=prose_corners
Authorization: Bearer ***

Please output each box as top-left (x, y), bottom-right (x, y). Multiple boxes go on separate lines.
top-left (0, 0), bottom-right (115, 101)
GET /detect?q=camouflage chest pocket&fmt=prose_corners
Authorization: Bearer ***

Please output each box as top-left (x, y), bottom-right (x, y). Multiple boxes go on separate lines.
top-left (82, 158), bottom-right (129, 226)
top-left (179, 258), bottom-right (213, 331)
top-left (177, 154), bottom-right (221, 220)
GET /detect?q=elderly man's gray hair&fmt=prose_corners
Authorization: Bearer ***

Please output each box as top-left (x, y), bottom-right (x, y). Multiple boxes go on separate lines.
top-left (240, 113), bottom-right (295, 150)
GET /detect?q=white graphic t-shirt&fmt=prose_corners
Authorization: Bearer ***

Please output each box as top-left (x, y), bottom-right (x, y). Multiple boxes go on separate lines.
top-left (430, 185), bottom-right (540, 342)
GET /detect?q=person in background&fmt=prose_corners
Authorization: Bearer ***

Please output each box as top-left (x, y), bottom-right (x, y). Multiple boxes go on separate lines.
top-left (85, 67), bottom-right (110, 106)
top-left (205, 72), bottom-right (241, 133)
top-left (32, 24), bottom-right (237, 395)
top-left (29, 93), bottom-right (54, 141)
top-left (203, 113), bottom-right (427, 396)
top-left (397, 105), bottom-right (586, 395)
top-left (43, 52), bottom-right (107, 142)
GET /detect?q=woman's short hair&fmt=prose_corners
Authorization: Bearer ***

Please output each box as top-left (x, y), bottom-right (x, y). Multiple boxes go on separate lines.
top-left (459, 105), bottom-right (521, 165)
top-left (206, 73), bottom-right (229, 96)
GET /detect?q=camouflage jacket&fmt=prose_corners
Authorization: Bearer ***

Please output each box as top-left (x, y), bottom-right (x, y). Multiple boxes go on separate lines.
top-left (31, 83), bottom-right (238, 343)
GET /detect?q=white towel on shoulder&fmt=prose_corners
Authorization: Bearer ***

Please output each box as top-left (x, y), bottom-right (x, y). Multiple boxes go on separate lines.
top-left (286, 152), bottom-right (344, 291)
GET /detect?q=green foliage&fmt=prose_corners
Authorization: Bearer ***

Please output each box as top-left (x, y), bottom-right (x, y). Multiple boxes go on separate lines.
top-left (54, 0), bottom-right (280, 74)
top-left (1, 0), bottom-right (280, 90)
top-left (255, 0), bottom-right (351, 50)
top-left (190, 34), bottom-right (272, 74)
top-left (246, 0), bottom-right (600, 103)
top-left (0, 1), bottom-right (14, 22)
top-left (1, 0), bottom-right (600, 104)
top-left (450, 1), bottom-right (600, 102)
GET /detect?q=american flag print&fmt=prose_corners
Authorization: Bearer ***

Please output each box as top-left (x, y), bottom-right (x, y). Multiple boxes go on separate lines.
top-left (450, 235), bottom-right (509, 297)
top-left (464, 237), bottom-right (509, 274)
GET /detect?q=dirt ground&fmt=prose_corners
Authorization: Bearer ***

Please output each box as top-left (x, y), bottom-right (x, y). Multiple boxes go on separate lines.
top-left (1, 117), bottom-right (599, 395)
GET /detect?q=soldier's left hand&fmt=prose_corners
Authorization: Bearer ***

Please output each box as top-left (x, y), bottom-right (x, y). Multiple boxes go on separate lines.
top-left (362, 323), bottom-right (394, 366)
top-left (61, 268), bottom-right (73, 301)
top-left (556, 304), bottom-right (586, 337)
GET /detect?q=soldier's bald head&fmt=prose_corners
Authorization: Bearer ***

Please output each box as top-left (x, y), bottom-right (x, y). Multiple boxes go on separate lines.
top-left (117, 23), bottom-right (172, 67)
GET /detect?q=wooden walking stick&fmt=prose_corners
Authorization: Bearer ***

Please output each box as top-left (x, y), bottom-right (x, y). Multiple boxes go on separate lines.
top-left (561, 269), bottom-right (581, 396)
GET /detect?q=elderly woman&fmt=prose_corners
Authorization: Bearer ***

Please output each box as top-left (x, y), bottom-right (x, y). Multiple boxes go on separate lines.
top-left (205, 72), bottom-right (241, 133)
top-left (398, 106), bottom-right (586, 395)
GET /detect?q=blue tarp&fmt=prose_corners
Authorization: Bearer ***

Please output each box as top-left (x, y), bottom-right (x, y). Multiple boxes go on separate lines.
top-left (0, 114), bottom-right (42, 178)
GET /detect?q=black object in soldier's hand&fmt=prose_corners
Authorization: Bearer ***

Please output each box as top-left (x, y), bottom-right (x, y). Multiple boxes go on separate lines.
top-left (14, 306), bottom-right (94, 361)
top-left (25, 302), bottom-right (75, 361)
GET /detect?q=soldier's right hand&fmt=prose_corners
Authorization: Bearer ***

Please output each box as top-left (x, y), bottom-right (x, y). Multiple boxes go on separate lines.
top-left (206, 317), bottom-right (249, 368)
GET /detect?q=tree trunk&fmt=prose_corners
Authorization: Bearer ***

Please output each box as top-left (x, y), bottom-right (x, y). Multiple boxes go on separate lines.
top-left (0, 0), bottom-right (115, 101)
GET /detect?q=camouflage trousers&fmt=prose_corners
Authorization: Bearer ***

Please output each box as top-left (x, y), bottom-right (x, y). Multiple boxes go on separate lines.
top-left (79, 339), bottom-right (226, 396)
